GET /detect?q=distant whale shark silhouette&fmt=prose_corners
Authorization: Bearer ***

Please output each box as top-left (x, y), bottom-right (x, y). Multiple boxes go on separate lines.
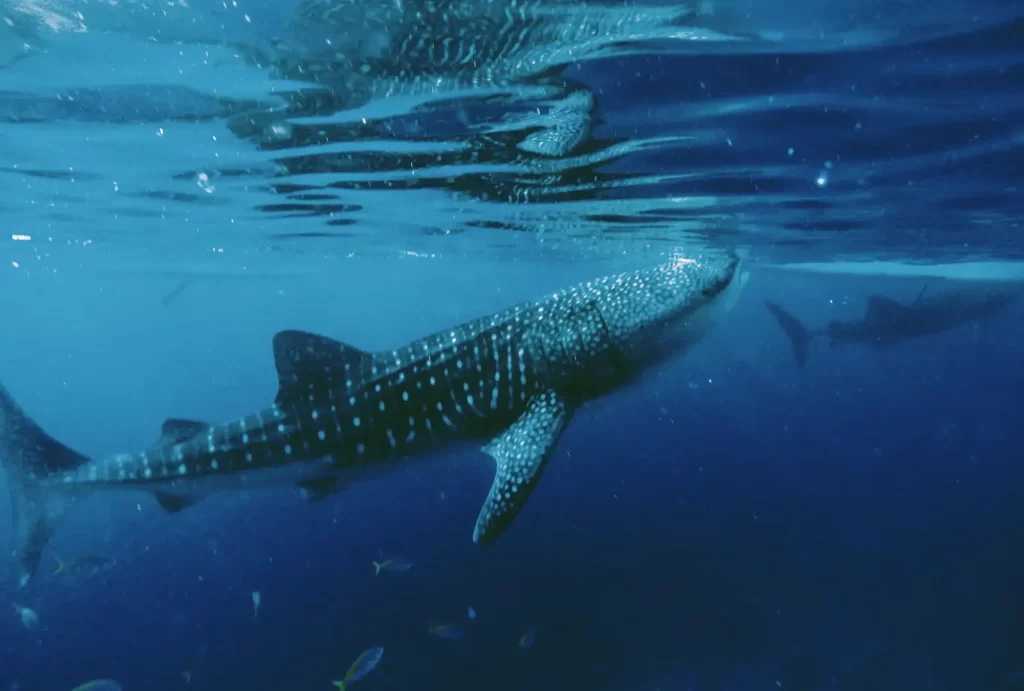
top-left (0, 251), bottom-right (747, 586)
top-left (765, 286), bottom-right (1018, 367)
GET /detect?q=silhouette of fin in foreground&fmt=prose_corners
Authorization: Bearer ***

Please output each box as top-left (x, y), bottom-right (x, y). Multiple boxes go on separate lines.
top-left (764, 300), bottom-right (814, 367)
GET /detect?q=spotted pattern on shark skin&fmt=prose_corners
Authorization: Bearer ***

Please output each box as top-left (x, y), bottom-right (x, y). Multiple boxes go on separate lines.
top-left (65, 406), bottom-right (298, 486)
top-left (54, 253), bottom-right (737, 495)
top-left (0, 251), bottom-right (743, 586)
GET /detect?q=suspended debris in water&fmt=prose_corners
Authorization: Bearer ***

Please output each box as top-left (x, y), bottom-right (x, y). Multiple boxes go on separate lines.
top-left (467, 605), bottom-right (477, 620)
top-left (518, 629), bottom-right (536, 650)
top-left (333, 646), bottom-right (384, 691)
top-left (252, 591), bottom-right (261, 618)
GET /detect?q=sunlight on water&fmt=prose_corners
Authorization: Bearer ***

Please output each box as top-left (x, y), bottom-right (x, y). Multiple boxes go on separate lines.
top-left (0, 0), bottom-right (1019, 268)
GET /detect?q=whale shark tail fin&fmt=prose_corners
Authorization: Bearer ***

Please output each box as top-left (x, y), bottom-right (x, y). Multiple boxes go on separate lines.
top-left (0, 382), bottom-right (92, 586)
top-left (764, 300), bottom-right (815, 368)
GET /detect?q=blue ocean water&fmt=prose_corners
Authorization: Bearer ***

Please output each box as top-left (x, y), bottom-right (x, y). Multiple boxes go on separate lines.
top-left (0, 1), bottom-right (1022, 690)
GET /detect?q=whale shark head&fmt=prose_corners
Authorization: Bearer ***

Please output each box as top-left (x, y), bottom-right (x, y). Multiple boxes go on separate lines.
top-left (599, 250), bottom-right (747, 369)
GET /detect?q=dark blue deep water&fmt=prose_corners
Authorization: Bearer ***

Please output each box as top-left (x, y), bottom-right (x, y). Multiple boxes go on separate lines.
top-left (0, 2), bottom-right (1022, 690)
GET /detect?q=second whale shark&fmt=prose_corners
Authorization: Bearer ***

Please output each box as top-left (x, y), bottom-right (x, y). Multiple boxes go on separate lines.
top-left (0, 251), bottom-right (747, 585)
top-left (765, 286), bottom-right (1018, 367)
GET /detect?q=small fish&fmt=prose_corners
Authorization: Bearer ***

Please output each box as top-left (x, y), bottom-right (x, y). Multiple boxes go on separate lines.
top-left (251, 591), bottom-right (261, 618)
top-left (11, 603), bottom-right (39, 631)
top-left (467, 605), bottom-right (477, 620)
top-left (70, 680), bottom-right (122, 691)
top-left (332, 646), bottom-right (384, 691)
top-left (428, 623), bottom-right (464, 640)
top-left (518, 629), bottom-right (535, 650)
top-left (160, 280), bottom-right (188, 307)
top-left (53, 554), bottom-right (115, 576)
top-left (372, 558), bottom-right (413, 575)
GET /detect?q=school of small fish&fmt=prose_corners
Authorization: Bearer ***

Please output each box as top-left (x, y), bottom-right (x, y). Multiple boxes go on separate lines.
top-left (10, 548), bottom-right (531, 689)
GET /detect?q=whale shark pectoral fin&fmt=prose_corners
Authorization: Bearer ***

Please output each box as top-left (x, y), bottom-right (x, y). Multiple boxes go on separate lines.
top-left (472, 390), bottom-right (571, 546)
top-left (153, 491), bottom-right (198, 513)
top-left (865, 295), bottom-right (905, 324)
top-left (157, 418), bottom-right (211, 446)
top-left (271, 330), bottom-right (375, 405)
top-left (296, 475), bottom-right (343, 502)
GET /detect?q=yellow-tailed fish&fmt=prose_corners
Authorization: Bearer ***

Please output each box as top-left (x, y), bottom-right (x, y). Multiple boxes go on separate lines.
top-left (428, 623), bottom-right (464, 640)
top-left (332, 646), bottom-right (384, 690)
top-left (518, 629), bottom-right (535, 649)
top-left (70, 680), bottom-right (122, 691)
top-left (53, 555), bottom-right (115, 576)
top-left (372, 557), bottom-right (413, 575)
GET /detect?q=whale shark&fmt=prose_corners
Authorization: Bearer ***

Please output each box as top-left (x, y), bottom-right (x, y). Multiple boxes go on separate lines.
top-left (0, 251), bottom-right (747, 586)
top-left (765, 286), bottom-right (1019, 366)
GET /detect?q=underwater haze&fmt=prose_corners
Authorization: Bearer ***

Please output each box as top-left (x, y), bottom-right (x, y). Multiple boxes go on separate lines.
top-left (1, 1), bottom-right (1023, 690)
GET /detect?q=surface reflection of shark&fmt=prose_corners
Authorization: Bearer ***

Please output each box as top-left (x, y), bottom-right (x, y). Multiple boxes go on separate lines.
top-left (765, 286), bottom-right (1020, 367)
top-left (229, 1), bottom-right (749, 157)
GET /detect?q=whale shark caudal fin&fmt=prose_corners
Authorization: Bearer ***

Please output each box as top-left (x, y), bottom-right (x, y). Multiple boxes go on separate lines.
top-left (0, 383), bottom-right (93, 587)
top-left (764, 300), bottom-right (815, 368)
top-left (473, 390), bottom-right (571, 545)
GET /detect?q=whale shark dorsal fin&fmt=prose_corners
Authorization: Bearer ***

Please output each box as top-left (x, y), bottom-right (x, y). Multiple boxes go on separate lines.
top-left (473, 390), bottom-right (571, 545)
top-left (272, 330), bottom-right (374, 404)
top-left (865, 295), bottom-right (905, 322)
top-left (158, 418), bottom-right (211, 446)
